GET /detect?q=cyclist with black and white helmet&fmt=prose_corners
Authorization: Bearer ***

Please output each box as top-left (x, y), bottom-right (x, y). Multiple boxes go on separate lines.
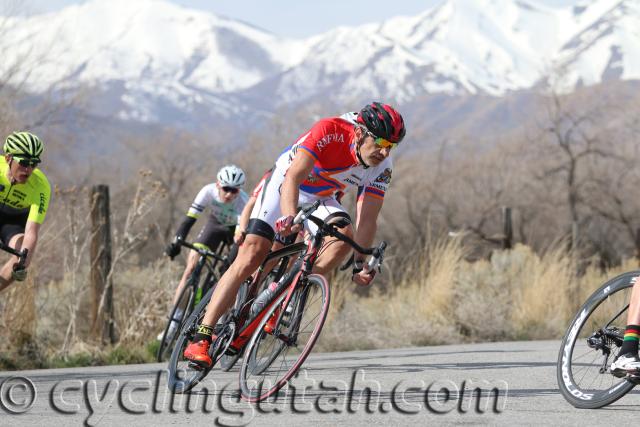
top-left (183, 102), bottom-right (406, 367)
top-left (0, 131), bottom-right (50, 292)
top-left (159, 164), bottom-right (248, 340)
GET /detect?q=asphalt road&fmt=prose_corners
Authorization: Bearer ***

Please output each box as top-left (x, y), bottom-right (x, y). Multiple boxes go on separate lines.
top-left (1, 340), bottom-right (639, 426)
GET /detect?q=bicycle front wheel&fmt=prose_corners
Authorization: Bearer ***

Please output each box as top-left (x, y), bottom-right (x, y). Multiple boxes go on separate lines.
top-left (239, 274), bottom-right (330, 402)
top-left (557, 271), bottom-right (640, 408)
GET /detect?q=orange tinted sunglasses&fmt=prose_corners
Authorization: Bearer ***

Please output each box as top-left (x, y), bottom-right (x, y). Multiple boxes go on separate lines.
top-left (366, 131), bottom-right (395, 150)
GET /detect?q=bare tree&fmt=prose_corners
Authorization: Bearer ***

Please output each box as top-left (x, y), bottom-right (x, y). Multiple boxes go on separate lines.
top-left (530, 90), bottom-right (620, 248)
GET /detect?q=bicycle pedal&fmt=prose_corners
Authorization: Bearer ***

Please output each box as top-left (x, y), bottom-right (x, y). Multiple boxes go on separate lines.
top-left (187, 361), bottom-right (205, 371)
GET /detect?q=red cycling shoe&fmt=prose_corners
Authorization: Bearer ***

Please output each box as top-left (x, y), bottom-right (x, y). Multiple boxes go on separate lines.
top-left (183, 339), bottom-right (213, 368)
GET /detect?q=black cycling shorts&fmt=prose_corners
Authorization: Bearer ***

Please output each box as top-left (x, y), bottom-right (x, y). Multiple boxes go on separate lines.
top-left (194, 215), bottom-right (234, 252)
top-left (0, 212), bottom-right (27, 244)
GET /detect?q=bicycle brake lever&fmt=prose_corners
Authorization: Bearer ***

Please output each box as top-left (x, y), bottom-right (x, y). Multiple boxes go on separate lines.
top-left (366, 241), bottom-right (387, 273)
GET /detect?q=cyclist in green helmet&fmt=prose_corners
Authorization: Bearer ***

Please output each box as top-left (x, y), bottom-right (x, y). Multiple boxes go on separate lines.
top-left (0, 131), bottom-right (51, 291)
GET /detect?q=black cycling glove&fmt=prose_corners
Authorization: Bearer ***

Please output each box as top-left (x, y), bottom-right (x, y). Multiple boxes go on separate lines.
top-left (165, 242), bottom-right (181, 258)
top-left (166, 216), bottom-right (196, 258)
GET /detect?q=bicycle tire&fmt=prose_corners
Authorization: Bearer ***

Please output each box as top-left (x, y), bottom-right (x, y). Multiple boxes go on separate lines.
top-left (557, 270), bottom-right (640, 408)
top-left (167, 286), bottom-right (216, 394)
top-left (239, 274), bottom-right (330, 402)
top-left (245, 268), bottom-right (303, 376)
top-left (157, 284), bottom-right (195, 362)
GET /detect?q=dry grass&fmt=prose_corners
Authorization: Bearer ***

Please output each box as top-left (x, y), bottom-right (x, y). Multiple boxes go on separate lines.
top-left (2, 212), bottom-right (639, 369)
top-left (317, 239), bottom-right (637, 352)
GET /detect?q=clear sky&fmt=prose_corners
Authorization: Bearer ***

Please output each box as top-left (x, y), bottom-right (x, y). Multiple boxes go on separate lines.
top-left (14, 0), bottom-right (580, 38)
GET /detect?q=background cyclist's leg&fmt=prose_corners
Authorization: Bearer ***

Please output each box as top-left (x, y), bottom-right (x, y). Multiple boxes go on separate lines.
top-left (0, 231), bottom-right (24, 291)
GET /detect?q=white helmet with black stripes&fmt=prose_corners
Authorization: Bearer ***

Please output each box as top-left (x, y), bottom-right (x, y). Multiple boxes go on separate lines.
top-left (217, 164), bottom-right (246, 188)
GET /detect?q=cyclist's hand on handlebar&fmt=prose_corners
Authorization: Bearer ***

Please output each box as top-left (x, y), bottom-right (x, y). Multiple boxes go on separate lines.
top-left (275, 215), bottom-right (302, 236)
top-left (352, 260), bottom-right (376, 287)
top-left (352, 268), bottom-right (376, 287)
top-left (12, 267), bottom-right (27, 282)
top-left (165, 241), bottom-right (181, 259)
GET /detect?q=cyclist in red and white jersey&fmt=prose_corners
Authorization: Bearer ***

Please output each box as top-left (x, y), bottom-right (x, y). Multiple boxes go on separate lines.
top-left (183, 102), bottom-right (406, 367)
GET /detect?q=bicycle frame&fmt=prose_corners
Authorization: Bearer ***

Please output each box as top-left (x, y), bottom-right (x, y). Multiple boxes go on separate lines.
top-left (224, 241), bottom-right (307, 353)
top-left (221, 209), bottom-right (384, 356)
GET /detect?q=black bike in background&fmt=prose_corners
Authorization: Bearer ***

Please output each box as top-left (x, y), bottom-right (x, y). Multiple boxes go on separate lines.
top-left (156, 240), bottom-right (229, 362)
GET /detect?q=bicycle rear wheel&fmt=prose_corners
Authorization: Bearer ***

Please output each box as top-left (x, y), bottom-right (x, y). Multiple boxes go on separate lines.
top-left (239, 274), bottom-right (330, 402)
top-left (557, 271), bottom-right (640, 408)
top-left (157, 284), bottom-right (194, 362)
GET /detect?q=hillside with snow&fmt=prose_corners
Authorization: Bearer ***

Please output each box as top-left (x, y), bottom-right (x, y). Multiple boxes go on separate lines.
top-left (1, 0), bottom-right (639, 128)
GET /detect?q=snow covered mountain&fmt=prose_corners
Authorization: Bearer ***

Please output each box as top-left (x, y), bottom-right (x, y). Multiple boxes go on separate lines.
top-left (2, 0), bottom-right (639, 127)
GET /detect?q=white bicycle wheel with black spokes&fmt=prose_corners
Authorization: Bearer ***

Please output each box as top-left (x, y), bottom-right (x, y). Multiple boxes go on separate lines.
top-left (557, 271), bottom-right (640, 408)
top-left (239, 274), bottom-right (330, 402)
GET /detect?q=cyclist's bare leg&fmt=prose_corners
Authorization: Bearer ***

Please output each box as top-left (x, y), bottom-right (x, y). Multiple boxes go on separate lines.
top-left (312, 225), bottom-right (353, 274)
top-left (626, 281), bottom-right (640, 325)
top-left (171, 249), bottom-right (200, 305)
top-left (201, 234), bottom-right (272, 327)
top-left (0, 234), bottom-right (24, 292)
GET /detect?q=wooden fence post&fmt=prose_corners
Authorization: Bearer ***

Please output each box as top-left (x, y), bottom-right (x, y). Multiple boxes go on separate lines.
top-left (501, 206), bottom-right (513, 249)
top-left (90, 185), bottom-right (115, 344)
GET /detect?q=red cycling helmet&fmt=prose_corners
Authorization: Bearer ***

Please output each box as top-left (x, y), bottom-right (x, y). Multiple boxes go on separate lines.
top-left (357, 102), bottom-right (406, 143)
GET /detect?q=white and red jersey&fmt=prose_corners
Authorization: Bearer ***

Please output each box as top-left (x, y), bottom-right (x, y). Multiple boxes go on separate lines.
top-left (274, 114), bottom-right (393, 201)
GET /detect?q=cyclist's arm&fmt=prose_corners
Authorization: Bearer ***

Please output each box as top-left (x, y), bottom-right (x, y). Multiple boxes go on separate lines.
top-left (354, 195), bottom-right (383, 262)
top-left (174, 185), bottom-right (215, 240)
top-left (281, 151), bottom-right (315, 218)
top-left (21, 220), bottom-right (40, 268)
